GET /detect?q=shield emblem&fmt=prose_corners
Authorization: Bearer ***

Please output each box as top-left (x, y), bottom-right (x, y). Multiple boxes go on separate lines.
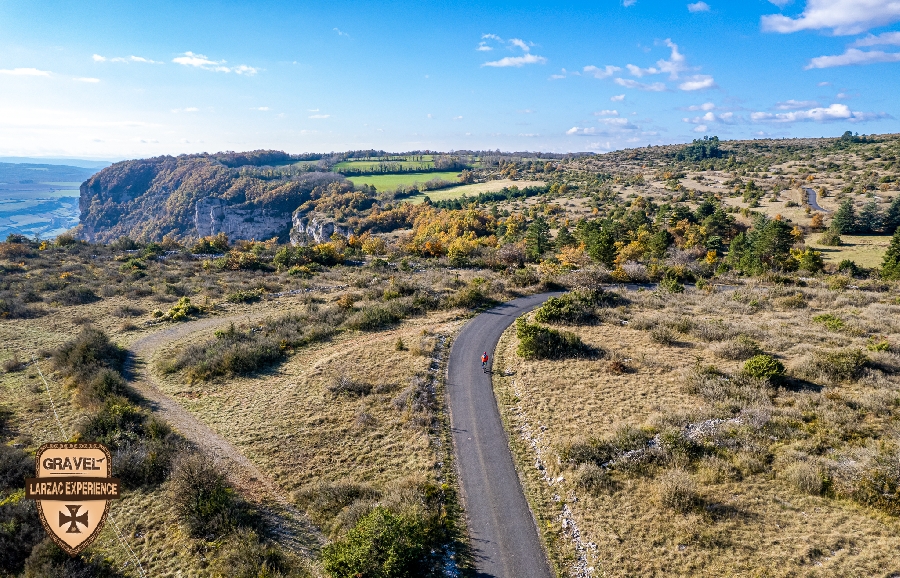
top-left (26, 443), bottom-right (120, 556)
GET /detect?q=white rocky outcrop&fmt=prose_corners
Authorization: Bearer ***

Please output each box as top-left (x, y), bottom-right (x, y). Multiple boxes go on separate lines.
top-left (290, 210), bottom-right (352, 246)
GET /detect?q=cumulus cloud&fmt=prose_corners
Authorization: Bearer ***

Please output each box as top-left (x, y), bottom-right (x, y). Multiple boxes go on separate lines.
top-left (73, 77), bottom-right (100, 83)
top-left (509, 38), bottom-right (531, 52)
top-left (806, 47), bottom-right (900, 67)
top-left (172, 52), bottom-right (258, 74)
top-left (482, 33), bottom-right (502, 41)
top-left (688, 2), bottom-right (711, 12)
top-left (693, 124), bottom-right (709, 132)
top-left (761, 0), bottom-right (900, 35)
top-left (0, 68), bottom-right (50, 76)
top-left (687, 102), bottom-right (716, 111)
top-left (598, 117), bottom-right (639, 129)
top-left (595, 109), bottom-right (619, 116)
top-left (679, 74), bottom-right (716, 90)
top-left (614, 77), bottom-right (667, 91)
top-left (483, 53), bottom-right (547, 67)
top-left (611, 94), bottom-right (626, 101)
top-left (854, 30), bottom-right (900, 45)
top-left (583, 64), bottom-right (621, 78)
top-left (476, 42), bottom-right (493, 51)
top-left (751, 102), bottom-right (887, 123)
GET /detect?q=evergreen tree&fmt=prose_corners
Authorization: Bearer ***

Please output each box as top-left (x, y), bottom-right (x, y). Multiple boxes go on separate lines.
top-left (857, 200), bottom-right (882, 234)
top-left (882, 228), bottom-right (900, 280)
top-left (525, 216), bottom-right (551, 261)
top-left (648, 228), bottom-right (674, 258)
top-left (832, 199), bottom-right (858, 234)
top-left (884, 195), bottom-right (900, 235)
top-left (577, 221), bottom-right (616, 266)
top-left (555, 224), bottom-right (577, 249)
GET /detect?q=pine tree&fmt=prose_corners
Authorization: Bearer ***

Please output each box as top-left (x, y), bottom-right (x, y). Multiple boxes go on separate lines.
top-left (525, 216), bottom-right (551, 261)
top-left (555, 225), bottom-right (577, 249)
top-left (857, 200), bottom-right (882, 234)
top-left (832, 199), bottom-right (858, 234)
top-left (884, 195), bottom-right (900, 235)
top-left (882, 228), bottom-right (900, 280)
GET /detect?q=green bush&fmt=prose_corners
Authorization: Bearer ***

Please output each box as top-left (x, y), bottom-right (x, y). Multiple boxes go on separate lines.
top-left (0, 495), bottom-right (44, 574)
top-left (343, 303), bottom-right (402, 331)
top-left (226, 289), bottom-right (263, 304)
top-left (55, 285), bottom-right (100, 305)
top-left (515, 317), bottom-right (594, 360)
top-left (322, 507), bottom-right (439, 578)
top-left (812, 313), bottom-right (845, 331)
top-left (165, 296), bottom-right (201, 321)
top-left (52, 327), bottom-right (127, 382)
top-left (659, 276), bottom-right (685, 293)
top-left (742, 355), bottom-right (785, 380)
top-left (807, 349), bottom-right (869, 383)
top-left (23, 538), bottom-right (119, 578)
top-left (560, 425), bottom-right (654, 467)
top-left (209, 528), bottom-right (303, 578)
top-left (534, 290), bottom-right (611, 325)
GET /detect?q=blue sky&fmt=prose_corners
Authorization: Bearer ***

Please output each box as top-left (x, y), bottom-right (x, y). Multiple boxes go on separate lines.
top-left (0, 0), bottom-right (898, 159)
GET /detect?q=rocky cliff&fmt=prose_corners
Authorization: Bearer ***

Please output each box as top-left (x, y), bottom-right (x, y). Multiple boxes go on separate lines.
top-left (77, 151), bottom-right (346, 242)
top-left (290, 211), bottom-right (353, 246)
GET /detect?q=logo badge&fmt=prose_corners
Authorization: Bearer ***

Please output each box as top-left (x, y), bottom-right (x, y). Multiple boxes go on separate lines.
top-left (25, 443), bottom-right (120, 556)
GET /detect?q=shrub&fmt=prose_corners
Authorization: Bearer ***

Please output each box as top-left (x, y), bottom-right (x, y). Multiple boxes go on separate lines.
top-left (812, 313), bottom-right (845, 331)
top-left (193, 233), bottom-right (230, 254)
top-left (659, 276), bottom-right (685, 293)
top-left (655, 469), bottom-right (700, 513)
top-left (208, 528), bottom-right (302, 578)
top-left (23, 538), bottom-right (118, 578)
top-left (343, 303), bottom-right (403, 331)
top-left (0, 496), bottom-right (44, 574)
top-left (322, 507), bottom-right (442, 578)
top-left (294, 481), bottom-right (381, 529)
top-left (328, 375), bottom-right (373, 397)
top-left (534, 290), bottom-right (611, 325)
top-left (3, 353), bottom-right (25, 373)
top-left (226, 289), bottom-right (263, 304)
top-left (818, 227), bottom-right (842, 247)
top-left (692, 319), bottom-right (735, 342)
top-left (55, 286), bottom-right (100, 305)
top-left (560, 426), bottom-right (654, 468)
top-left (574, 463), bottom-right (614, 494)
top-left (742, 355), bottom-right (785, 380)
top-left (712, 336), bottom-right (762, 360)
top-left (52, 327), bottom-right (127, 383)
top-left (781, 461), bottom-right (824, 496)
top-left (515, 317), bottom-right (594, 360)
top-left (76, 368), bottom-right (128, 407)
top-left (0, 445), bottom-right (32, 490)
top-left (165, 297), bottom-right (201, 321)
top-left (800, 349), bottom-right (869, 383)
top-left (169, 453), bottom-right (243, 538)
top-left (650, 326), bottom-right (677, 345)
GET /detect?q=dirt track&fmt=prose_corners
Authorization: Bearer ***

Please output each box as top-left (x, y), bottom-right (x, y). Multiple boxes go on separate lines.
top-left (128, 316), bottom-right (322, 554)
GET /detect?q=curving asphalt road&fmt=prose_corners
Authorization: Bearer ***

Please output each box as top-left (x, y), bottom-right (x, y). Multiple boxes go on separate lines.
top-left (804, 187), bottom-right (831, 213)
top-left (448, 292), bottom-right (562, 578)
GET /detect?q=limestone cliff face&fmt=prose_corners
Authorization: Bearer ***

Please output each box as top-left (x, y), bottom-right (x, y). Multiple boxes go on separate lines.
top-left (290, 211), bottom-right (353, 246)
top-left (194, 198), bottom-right (291, 241)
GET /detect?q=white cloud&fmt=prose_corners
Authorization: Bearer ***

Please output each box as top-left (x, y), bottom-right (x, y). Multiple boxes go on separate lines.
top-left (657, 39), bottom-right (688, 79)
top-left (854, 30), bottom-right (900, 45)
top-left (93, 54), bottom-right (160, 64)
top-left (818, 81), bottom-right (832, 85)
top-left (688, 2), bottom-right (711, 12)
top-left (73, 77), bottom-right (100, 83)
top-left (308, 108), bottom-right (319, 112)
top-left (333, 27), bottom-right (349, 37)
top-left (623, 0), bottom-right (637, 6)
top-left (688, 102), bottom-right (716, 111)
top-left (599, 117), bottom-right (639, 129)
top-left (761, 0), bottom-right (900, 35)
top-left (679, 74), bottom-right (716, 90)
top-left (626, 63), bottom-right (658, 77)
top-left (549, 69), bottom-right (567, 79)
top-left (172, 51), bottom-right (258, 74)
top-left (769, 0), bottom-right (793, 6)
top-left (482, 53), bottom-right (547, 67)
top-left (615, 77), bottom-right (667, 91)
top-left (750, 102), bottom-right (887, 123)
top-left (584, 64), bottom-right (621, 78)
top-left (0, 68), bottom-right (51, 76)
top-left (611, 94), bottom-right (626, 101)
top-left (776, 99), bottom-right (820, 109)
top-left (309, 114), bottom-right (330, 118)
top-left (595, 109), bottom-right (619, 116)
top-left (427, 113), bottom-right (433, 119)
top-left (509, 38), bottom-right (531, 52)
top-left (482, 33), bottom-right (502, 41)
top-left (476, 42), bottom-right (493, 51)
top-left (837, 91), bottom-right (850, 98)
top-left (806, 47), bottom-right (900, 67)
top-left (453, 116), bottom-right (463, 120)
top-left (693, 124), bottom-right (709, 132)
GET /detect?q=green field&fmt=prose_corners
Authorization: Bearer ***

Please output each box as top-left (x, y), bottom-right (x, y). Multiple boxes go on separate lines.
top-left (405, 179), bottom-right (548, 204)
top-left (346, 171), bottom-right (461, 191)
top-left (807, 234), bottom-right (892, 268)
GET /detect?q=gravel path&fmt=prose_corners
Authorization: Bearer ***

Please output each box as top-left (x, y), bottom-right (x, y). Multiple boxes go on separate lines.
top-left (448, 293), bottom-right (562, 578)
top-left (127, 315), bottom-right (322, 555)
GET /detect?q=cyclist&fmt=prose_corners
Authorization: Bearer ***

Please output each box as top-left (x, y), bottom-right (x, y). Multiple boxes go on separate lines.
top-left (481, 351), bottom-right (489, 372)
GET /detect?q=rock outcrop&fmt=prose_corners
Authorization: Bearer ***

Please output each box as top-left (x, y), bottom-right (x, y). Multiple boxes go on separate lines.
top-left (290, 211), bottom-right (353, 246)
top-left (195, 198), bottom-right (290, 241)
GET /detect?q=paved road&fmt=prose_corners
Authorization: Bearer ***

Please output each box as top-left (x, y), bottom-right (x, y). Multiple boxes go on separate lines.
top-left (448, 292), bottom-right (562, 578)
top-left (804, 187), bottom-right (831, 213)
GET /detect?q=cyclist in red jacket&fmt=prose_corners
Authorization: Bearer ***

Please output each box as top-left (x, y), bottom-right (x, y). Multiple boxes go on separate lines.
top-left (481, 351), bottom-right (489, 372)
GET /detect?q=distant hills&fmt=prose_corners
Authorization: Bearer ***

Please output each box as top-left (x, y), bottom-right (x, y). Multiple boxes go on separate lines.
top-left (0, 157), bottom-right (112, 170)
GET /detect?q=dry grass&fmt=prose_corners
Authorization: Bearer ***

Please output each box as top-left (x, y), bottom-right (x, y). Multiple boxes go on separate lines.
top-left (806, 234), bottom-right (893, 268)
top-left (494, 284), bottom-right (900, 577)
